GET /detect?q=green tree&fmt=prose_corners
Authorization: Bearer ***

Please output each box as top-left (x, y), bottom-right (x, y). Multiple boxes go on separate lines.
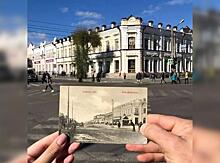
top-left (72, 28), bottom-right (101, 82)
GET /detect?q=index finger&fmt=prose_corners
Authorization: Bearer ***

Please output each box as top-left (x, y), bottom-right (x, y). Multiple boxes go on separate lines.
top-left (27, 132), bottom-right (59, 158)
top-left (148, 114), bottom-right (191, 131)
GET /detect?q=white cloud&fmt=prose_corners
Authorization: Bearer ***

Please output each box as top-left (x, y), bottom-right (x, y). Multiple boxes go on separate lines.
top-left (76, 20), bottom-right (98, 27)
top-left (167, 0), bottom-right (192, 5)
top-left (75, 11), bottom-right (102, 19)
top-left (143, 5), bottom-right (160, 14)
top-left (28, 32), bottom-right (47, 40)
top-left (60, 7), bottom-right (69, 13)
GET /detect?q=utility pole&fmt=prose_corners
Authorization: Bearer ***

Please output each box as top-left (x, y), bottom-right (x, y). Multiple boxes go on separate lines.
top-left (112, 99), bottom-right (114, 125)
top-left (67, 86), bottom-right (70, 125)
top-left (171, 19), bottom-right (185, 70)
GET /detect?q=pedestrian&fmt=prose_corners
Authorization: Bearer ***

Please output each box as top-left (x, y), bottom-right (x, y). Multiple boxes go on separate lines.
top-left (41, 71), bottom-right (47, 84)
top-left (117, 121), bottom-right (121, 128)
top-left (160, 72), bottom-right (167, 84)
top-left (123, 72), bottom-right (126, 80)
top-left (138, 122), bottom-right (143, 131)
top-left (92, 71), bottom-right (95, 82)
top-left (130, 120), bottom-right (135, 132)
top-left (177, 72), bottom-right (181, 84)
top-left (151, 73), bottom-right (156, 82)
top-left (185, 71), bottom-right (189, 84)
top-left (171, 71), bottom-right (177, 84)
top-left (136, 72), bottom-right (142, 84)
top-left (42, 71), bottom-right (54, 92)
top-left (73, 70), bottom-right (76, 78)
top-left (96, 71), bottom-right (101, 82)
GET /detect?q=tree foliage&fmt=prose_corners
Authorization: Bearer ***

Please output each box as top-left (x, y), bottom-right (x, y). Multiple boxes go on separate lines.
top-left (71, 28), bottom-right (101, 82)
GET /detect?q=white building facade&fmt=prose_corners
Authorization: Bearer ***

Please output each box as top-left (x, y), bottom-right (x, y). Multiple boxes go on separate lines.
top-left (27, 15), bottom-right (193, 77)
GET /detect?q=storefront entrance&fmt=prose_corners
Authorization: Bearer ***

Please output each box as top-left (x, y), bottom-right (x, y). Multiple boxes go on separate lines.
top-left (128, 59), bottom-right (135, 73)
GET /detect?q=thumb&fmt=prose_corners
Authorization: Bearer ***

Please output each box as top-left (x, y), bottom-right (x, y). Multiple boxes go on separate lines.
top-left (140, 124), bottom-right (180, 150)
top-left (34, 134), bottom-right (68, 163)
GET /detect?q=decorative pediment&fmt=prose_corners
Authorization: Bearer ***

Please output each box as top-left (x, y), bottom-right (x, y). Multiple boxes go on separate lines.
top-left (121, 15), bottom-right (143, 26)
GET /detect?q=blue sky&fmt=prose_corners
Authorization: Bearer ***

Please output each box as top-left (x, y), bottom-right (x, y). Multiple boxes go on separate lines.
top-left (28, 0), bottom-right (193, 44)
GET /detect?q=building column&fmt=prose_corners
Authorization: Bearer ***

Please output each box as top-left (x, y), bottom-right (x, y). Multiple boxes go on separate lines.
top-left (152, 60), bottom-right (154, 73)
top-left (162, 58), bottom-right (165, 72)
top-left (167, 61), bottom-right (169, 72)
top-left (180, 60), bottom-right (182, 72)
top-left (156, 60), bottom-right (159, 72)
top-left (148, 60), bottom-right (151, 73)
top-left (184, 58), bottom-right (187, 72)
top-left (159, 60), bottom-right (162, 72)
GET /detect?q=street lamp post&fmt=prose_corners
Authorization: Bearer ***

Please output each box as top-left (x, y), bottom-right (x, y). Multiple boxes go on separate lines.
top-left (171, 19), bottom-right (184, 70)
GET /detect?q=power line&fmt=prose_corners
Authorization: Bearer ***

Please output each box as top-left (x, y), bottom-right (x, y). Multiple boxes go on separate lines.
top-left (28, 26), bottom-right (72, 34)
top-left (28, 24), bottom-right (74, 31)
top-left (28, 30), bottom-right (70, 37)
top-left (29, 19), bottom-right (78, 28)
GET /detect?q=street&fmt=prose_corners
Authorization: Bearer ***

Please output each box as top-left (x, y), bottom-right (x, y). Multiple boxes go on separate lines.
top-left (27, 78), bottom-right (192, 163)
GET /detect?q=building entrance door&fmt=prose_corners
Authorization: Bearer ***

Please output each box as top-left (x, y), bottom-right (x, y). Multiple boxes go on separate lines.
top-left (128, 59), bottom-right (135, 73)
top-left (145, 60), bottom-right (149, 72)
top-left (135, 117), bottom-right (138, 125)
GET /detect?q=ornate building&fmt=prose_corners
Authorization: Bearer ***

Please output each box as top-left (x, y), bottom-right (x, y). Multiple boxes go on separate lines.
top-left (27, 15), bottom-right (193, 77)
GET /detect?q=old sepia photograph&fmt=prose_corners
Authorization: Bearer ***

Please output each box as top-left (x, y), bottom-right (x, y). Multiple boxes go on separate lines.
top-left (59, 86), bottom-right (148, 144)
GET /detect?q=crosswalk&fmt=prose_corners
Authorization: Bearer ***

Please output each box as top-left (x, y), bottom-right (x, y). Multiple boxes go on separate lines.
top-left (27, 85), bottom-right (192, 98)
top-left (28, 117), bottom-right (59, 145)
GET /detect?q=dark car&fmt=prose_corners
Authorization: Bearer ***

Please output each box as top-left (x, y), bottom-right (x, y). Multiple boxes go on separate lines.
top-left (27, 69), bottom-right (38, 82)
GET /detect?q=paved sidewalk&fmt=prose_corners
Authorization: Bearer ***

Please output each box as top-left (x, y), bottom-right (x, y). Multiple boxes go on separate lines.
top-left (53, 76), bottom-right (192, 85)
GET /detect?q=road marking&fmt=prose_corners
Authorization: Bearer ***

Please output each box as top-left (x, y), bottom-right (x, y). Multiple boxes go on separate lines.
top-left (182, 90), bottom-right (193, 95)
top-left (27, 91), bottom-right (42, 97)
top-left (33, 124), bottom-right (58, 130)
top-left (30, 83), bottom-right (40, 87)
top-left (28, 134), bottom-right (46, 141)
top-left (48, 117), bottom-right (59, 121)
top-left (159, 90), bottom-right (168, 96)
top-left (26, 90), bottom-right (39, 93)
top-left (171, 90), bottom-right (182, 96)
top-left (52, 92), bottom-right (60, 96)
top-left (148, 90), bottom-right (154, 97)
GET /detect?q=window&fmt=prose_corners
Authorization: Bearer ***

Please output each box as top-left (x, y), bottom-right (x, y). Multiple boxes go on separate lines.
top-left (134, 108), bottom-right (139, 115)
top-left (128, 37), bottom-right (135, 49)
top-left (69, 47), bottom-right (72, 56)
top-left (128, 59), bottom-right (135, 73)
top-left (115, 39), bottom-right (119, 50)
top-left (115, 60), bottom-right (119, 72)
top-left (143, 108), bottom-right (147, 113)
top-left (65, 49), bottom-right (67, 57)
top-left (154, 39), bottom-right (157, 51)
top-left (164, 40), bottom-right (167, 51)
top-left (145, 38), bottom-right (148, 50)
top-left (106, 41), bottom-right (110, 51)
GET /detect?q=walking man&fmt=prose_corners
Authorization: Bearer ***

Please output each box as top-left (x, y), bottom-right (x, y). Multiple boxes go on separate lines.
top-left (123, 72), bottom-right (126, 80)
top-left (42, 71), bottom-right (54, 93)
top-left (171, 71), bottom-right (177, 84)
top-left (136, 72), bottom-right (142, 84)
top-left (160, 72), bottom-right (167, 84)
top-left (130, 120), bottom-right (136, 132)
top-left (117, 121), bottom-right (121, 128)
top-left (185, 71), bottom-right (189, 84)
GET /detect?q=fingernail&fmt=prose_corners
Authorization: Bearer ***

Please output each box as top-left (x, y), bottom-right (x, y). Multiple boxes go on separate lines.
top-left (56, 134), bottom-right (67, 146)
top-left (140, 123), bottom-right (147, 134)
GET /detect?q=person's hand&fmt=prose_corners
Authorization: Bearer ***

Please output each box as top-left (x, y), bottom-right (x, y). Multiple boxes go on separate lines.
top-left (27, 132), bottom-right (80, 163)
top-left (126, 114), bottom-right (192, 163)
